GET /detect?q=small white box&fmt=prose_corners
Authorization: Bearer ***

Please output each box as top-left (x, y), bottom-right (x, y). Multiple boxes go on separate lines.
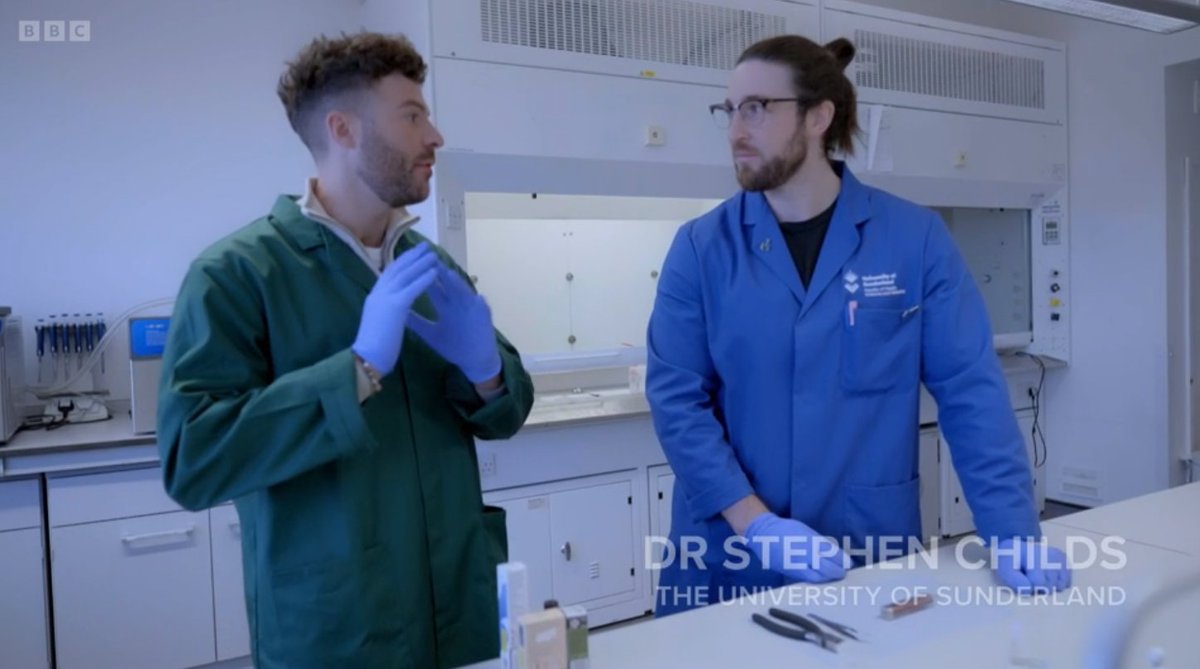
top-left (498, 562), bottom-right (530, 669)
top-left (517, 608), bottom-right (567, 669)
top-left (563, 605), bottom-right (589, 669)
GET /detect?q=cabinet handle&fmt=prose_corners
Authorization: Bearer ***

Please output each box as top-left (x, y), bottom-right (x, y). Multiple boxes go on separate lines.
top-left (121, 525), bottom-right (196, 550)
top-left (561, 541), bottom-right (572, 561)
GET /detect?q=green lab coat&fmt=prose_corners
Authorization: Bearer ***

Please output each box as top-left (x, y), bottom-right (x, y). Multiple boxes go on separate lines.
top-left (156, 194), bottom-right (534, 668)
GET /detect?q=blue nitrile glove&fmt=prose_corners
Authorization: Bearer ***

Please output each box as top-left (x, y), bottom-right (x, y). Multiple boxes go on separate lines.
top-left (407, 263), bottom-right (502, 383)
top-left (994, 537), bottom-right (1071, 594)
top-left (352, 242), bottom-right (440, 375)
top-left (744, 513), bottom-right (850, 583)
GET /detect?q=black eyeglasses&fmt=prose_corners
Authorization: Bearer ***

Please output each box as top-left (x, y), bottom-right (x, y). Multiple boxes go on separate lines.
top-left (709, 98), bottom-right (804, 129)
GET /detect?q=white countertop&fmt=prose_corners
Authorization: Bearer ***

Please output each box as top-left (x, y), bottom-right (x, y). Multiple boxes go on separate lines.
top-left (0, 411), bottom-right (154, 457)
top-left (1044, 482), bottom-right (1200, 557)
top-left (0, 388), bottom-right (651, 469)
top-left (0, 412), bottom-right (160, 477)
top-left (467, 483), bottom-right (1200, 669)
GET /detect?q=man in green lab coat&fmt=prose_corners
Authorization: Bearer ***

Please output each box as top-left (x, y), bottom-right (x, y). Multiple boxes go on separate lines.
top-left (156, 32), bottom-right (534, 668)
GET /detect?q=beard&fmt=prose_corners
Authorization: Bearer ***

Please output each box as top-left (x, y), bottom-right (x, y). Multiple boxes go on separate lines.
top-left (735, 128), bottom-right (808, 192)
top-left (356, 120), bottom-right (431, 208)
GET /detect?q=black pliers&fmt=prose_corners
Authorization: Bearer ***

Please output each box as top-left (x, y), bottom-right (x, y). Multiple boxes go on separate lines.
top-left (750, 608), bottom-right (842, 651)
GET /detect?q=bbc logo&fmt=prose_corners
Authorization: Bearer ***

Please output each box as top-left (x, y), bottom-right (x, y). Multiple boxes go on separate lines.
top-left (18, 20), bottom-right (91, 42)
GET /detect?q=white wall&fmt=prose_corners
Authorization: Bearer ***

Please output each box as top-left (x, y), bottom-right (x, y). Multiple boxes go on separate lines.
top-left (0, 0), bottom-right (369, 401)
top-left (850, 0), bottom-right (1200, 503)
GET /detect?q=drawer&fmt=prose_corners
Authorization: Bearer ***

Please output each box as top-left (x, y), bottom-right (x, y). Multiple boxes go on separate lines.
top-left (51, 510), bottom-right (215, 669)
top-left (48, 466), bottom-right (181, 527)
top-left (0, 478), bottom-right (42, 532)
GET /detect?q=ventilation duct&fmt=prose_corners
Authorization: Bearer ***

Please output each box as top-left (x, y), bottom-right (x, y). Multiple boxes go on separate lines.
top-left (1001, 0), bottom-right (1199, 34)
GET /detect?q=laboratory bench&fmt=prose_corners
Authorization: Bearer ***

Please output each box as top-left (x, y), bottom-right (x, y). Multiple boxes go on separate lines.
top-left (468, 481), bottom-right (1200, 669)
top-left (1043, 481), bottom-right (1200, 557)
top-left (0, 411), bottom-right (158, 477)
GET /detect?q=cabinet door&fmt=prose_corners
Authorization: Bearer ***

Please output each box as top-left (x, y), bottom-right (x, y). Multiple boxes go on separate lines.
top-left (917, 430), bottom-right (940, 545)
top-left (550, 480), bottom-right (635, 606)
top-left (937, 411), bottom-right (1043, 538)
top-left (485, 493), bottom-right (554, 610)
top-left (211, 504), bottom-right (250, 661)
top-left (52, 510), bottom-right (215, 669)
top-left (648, 469), bottom-right (675, 593)
top-left (938, 434), bottom-right (975, 538)
top-left (0, 528), bottom-right (50, 669)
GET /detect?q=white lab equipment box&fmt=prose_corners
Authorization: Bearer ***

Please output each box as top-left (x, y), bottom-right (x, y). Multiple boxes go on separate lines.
top-left (128, 317), bottom-right (169, 434)
top-left (0, 310), bottom-right (27, 443)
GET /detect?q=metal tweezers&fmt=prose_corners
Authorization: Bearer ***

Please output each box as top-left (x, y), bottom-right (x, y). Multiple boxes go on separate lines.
top-left (750, 608), bottom-right (842, 652)
top-left (809, 613), bottom-right (860, 641)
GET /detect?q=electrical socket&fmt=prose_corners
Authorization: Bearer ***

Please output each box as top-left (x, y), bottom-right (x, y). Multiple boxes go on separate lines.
top-left (645, 125), bottom-right (666, 146)
top-left (479, 452), bottom-right (497, 478)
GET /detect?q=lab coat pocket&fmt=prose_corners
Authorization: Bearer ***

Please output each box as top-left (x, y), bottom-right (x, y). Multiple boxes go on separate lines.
top-left (843, 477), bottom-right (922, 564)
top-left (482, 504), bottom-right (509, 566)
top-left (269, 544), bottom-right (413, 666)
top-left (841, 305), bottom-right (920, 395)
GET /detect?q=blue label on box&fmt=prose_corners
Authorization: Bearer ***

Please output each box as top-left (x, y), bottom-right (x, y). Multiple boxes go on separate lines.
top-left (129, 318), bottom-right (170, 359)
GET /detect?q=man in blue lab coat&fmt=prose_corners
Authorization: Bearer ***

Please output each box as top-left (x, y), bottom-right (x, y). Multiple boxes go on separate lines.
top-left (647, 35), bottom-right (1070, 616)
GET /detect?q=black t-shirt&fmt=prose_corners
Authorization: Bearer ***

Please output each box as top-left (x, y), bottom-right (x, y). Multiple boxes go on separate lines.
top-left (779, 199), bottom-right (837, 289)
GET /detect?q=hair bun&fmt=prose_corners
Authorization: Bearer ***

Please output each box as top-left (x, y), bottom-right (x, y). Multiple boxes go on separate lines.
top-left (824, 37), bottom-right (856, 70)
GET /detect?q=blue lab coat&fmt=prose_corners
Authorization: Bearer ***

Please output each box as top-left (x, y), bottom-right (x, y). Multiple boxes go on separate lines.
top-left (647, 163), bottom-right (1039, 615)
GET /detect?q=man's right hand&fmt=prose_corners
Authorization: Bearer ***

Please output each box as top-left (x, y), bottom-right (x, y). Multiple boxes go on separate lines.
top-left (744, 512), bottom-right (850, 583)
top-left (352, 242), bottom-right (439, 376)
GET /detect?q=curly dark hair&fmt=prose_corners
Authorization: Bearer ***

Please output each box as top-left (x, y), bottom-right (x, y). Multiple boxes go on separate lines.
top-left (278, 31), bottom-right (427, 153)
top-left (737, 35), bottom-right (860, 157)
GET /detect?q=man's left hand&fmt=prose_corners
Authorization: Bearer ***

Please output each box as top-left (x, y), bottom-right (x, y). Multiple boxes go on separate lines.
top-left (994, 537), bottom-right (1071, 594)
top-left (408, 263), bottom-right (502, 383)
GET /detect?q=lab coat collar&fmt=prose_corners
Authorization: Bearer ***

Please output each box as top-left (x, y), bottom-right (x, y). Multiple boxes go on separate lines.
top-left (267, 191), bottom-right (416, 294)
top-left (296, 177), bottom-right (420, 274)
top-left (738, 161), bottom-right (870, 228)
top-left (738, 161), bottom-right (872, 315)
